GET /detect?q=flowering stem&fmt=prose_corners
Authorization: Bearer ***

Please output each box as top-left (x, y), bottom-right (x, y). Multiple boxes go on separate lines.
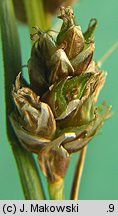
top-left (98, 40), bottom-right (118, 66)
top-left (70, 146), bottom-right (87, 200)
top-left (48, 178), bottom-right (65, 200)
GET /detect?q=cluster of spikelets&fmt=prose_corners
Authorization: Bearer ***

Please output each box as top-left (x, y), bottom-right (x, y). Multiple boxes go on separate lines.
top-left (10, 7), bottom-right (111, 182)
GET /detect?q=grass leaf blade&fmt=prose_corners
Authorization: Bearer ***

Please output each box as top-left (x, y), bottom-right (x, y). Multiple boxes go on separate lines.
top-left (0, 0), bottom-right (45, 200)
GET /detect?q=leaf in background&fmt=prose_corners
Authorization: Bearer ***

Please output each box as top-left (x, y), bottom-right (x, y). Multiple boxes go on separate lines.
top-left (0, 0), bottom-right (45, 200)
top-left (23, 0), bottom-right (50, 31)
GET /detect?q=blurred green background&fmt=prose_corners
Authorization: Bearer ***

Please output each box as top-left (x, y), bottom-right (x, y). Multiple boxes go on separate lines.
top-left (0, 0), bottom-right (118, 199)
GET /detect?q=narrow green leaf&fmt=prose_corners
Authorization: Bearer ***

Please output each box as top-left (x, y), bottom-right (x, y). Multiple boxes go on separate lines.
top-left (0, 0), bottom-right (45, 200)
top-left (12, 143), bottom-right (45, 200)
top-left (23, 0), bottom-right (51, 31)
top-left (0, 0), bottom-right (21, 116)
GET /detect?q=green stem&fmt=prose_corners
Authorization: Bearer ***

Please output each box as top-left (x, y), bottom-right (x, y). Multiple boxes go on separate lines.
top-left (48, 178), bottom-right (65, 200)
top-left (23, 0), bottom-right (52, 31)
top-left (0, 0), bottom-right (45, 200)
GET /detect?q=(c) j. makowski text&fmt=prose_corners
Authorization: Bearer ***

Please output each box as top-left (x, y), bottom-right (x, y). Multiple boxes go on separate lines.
top-left (2, 203), bottom-right (79, 214)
